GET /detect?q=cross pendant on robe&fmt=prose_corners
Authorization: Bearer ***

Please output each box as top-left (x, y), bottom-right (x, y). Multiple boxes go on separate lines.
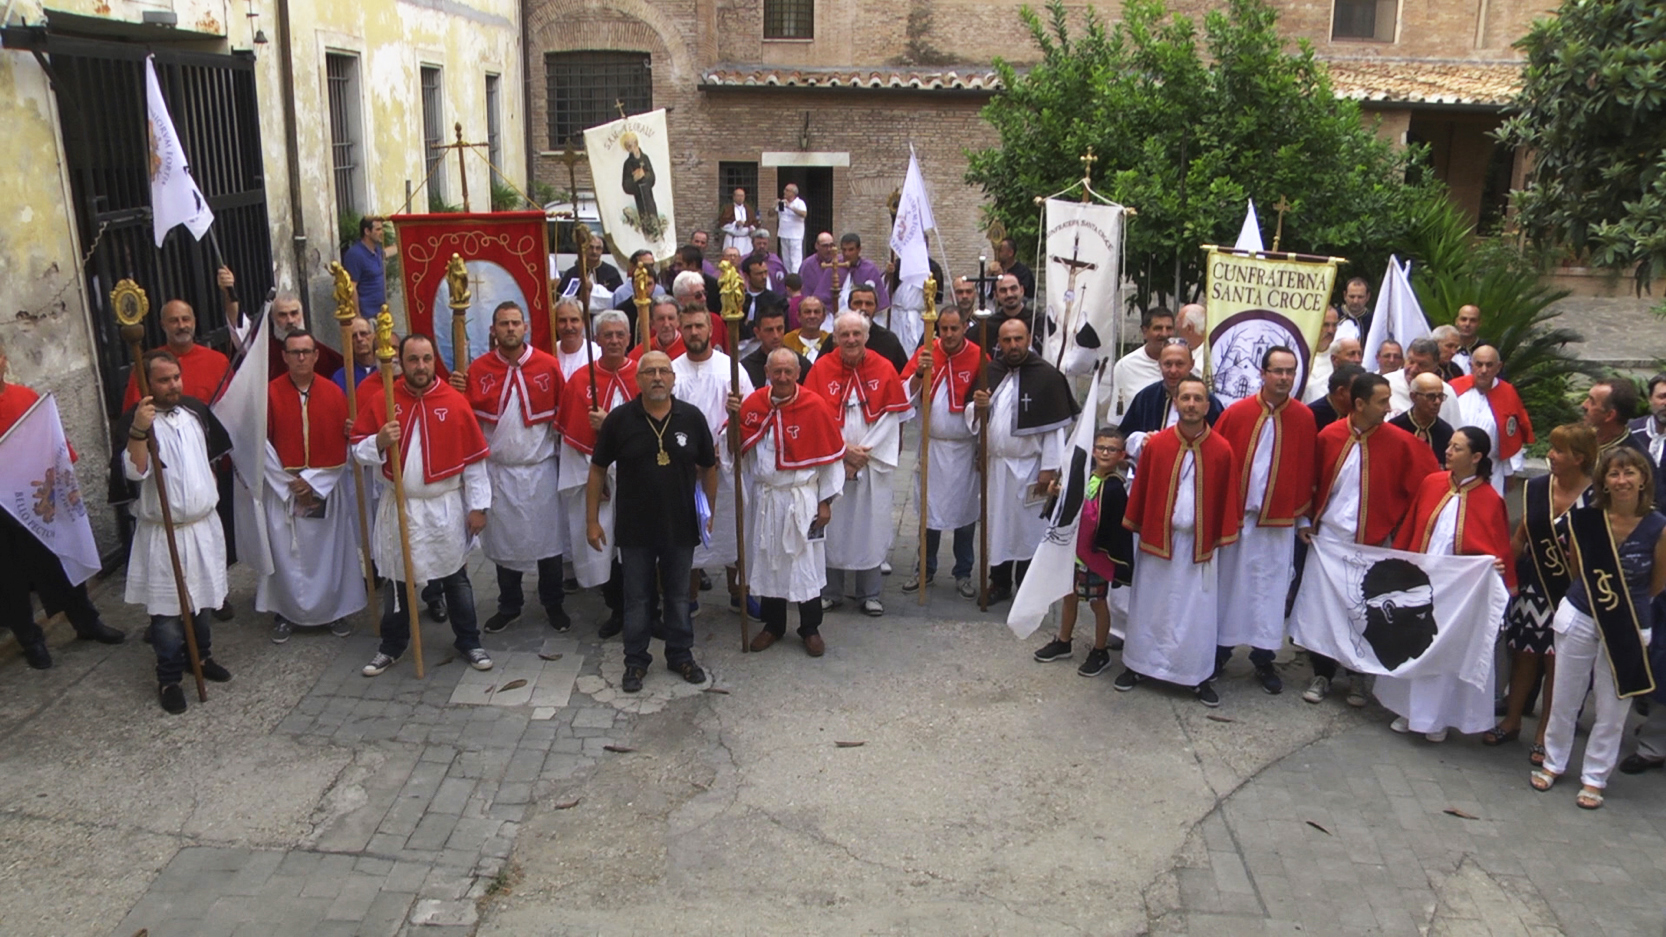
top-left (1020, 392), bottom-right (1033, 411)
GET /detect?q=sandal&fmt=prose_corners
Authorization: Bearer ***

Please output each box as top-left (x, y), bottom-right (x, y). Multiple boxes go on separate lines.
top-left (1529, 769), bottom-right (1558, 792)
top-left (1576, 787), bottom-right (1604, 810)
top-left (1482, 724), bottom-right (1520, 746)
top-left (1528, 743), bottom-right (1546, 767)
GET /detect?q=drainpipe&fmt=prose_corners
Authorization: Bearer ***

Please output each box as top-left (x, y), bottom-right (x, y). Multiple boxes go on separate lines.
top-left (275, 0), bottom-right (309, 306)
top-left (521, 0), bottom-right (536, 198)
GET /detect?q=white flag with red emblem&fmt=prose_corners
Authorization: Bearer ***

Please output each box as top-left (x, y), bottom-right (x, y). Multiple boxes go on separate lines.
top-left (146, 55), bottom-right (215, 247)
top-left (0, 394), bottom-right (101, 585)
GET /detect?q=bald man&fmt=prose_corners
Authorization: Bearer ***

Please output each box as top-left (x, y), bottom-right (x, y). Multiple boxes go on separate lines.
top-left (1389, 371), bottom-right (1454, 467)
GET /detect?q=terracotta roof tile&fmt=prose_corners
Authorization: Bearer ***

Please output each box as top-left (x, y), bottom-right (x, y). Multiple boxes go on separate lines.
top-left (1321, 59), bottom-right (1524, 107)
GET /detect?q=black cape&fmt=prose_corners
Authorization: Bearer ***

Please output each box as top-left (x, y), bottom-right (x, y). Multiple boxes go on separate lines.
top-left (973, 351), bottom-right (1078, 436)
top-left (107, 396), bottom-right (232, 509)
top-left (1118, 381), bottom-right (1223, 436)
top-left (1390, 412), bottom-right (1453, 468)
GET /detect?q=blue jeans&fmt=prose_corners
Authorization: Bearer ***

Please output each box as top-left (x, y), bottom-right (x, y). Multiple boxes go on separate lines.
top-left (620, 543), bottom-right (695, 671)
top-left (152, 612), bottom-right (212, 685)
top-left (496, 556), bottom-right (565, 615)
top-left (922, 523), bottom-right (976, 580)
top-left (381, 566), bottom-right (480, 658)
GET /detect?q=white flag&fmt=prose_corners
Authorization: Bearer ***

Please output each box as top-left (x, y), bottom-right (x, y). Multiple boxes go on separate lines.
top-left (1361, 255), bottom-right (1430, 368)
top-left (1289, 542), bottom-right (1507, 688)
top-left (1042, 199), bottom-right (1125, 375)
top-left (1234, 200), bottom-right (1265, 253)
top-left (146, 55), bottom-right (215, 247)
top-left (1006, 371), bottom-right (1102, 638)
top-left (211, 305), bottom-right (274, 578)
top-left (0, 395), bottom-right (102, 585)
top-left (889, 147), bottom-right (936, 289)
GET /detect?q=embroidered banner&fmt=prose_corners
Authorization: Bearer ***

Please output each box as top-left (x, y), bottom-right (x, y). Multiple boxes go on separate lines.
top-left (1202, 249), bottom-right (1338, 406)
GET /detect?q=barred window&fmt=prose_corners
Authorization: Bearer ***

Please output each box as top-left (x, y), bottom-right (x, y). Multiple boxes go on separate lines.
top-left (545, 51), bottom-right (652, 150)
top-left (719, 162), bottom-right (759, 213)
top-left (485, 73), bottom-right (503, 187)
top-left (764, 0), bottom-right (814, 39)
top-left (325, 53), bottom-right (363, 217)
top-left (1332, 0), bottom-right (1396, 41)
top-left (420, 66), bottom-right (446, 200)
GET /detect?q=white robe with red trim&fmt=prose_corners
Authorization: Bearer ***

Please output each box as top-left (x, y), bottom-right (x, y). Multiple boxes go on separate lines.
top-left (353, 423), bottom-right (491, 583)
top-left (1216, 417), bottom-right (1296, 651)
top-left (744, 429), bottom-right (844, 602)
top-left (480, 382), bottom-right (565, 572)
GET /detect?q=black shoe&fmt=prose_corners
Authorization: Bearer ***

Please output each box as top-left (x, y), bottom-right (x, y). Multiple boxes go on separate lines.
top-left (1078, 647), bottom-right (1113, 677)
top-left (1113, 668), bottom-right (1141, 692)
top-left (426, 596), bottom-right (449, 623)
top-left (1255, 664), bottom-right (1283, 695)
top-left (698, 570), bottom-right (713, 592)
top-left (1033, 638), bottom-right (1072, 662)
top-left (199, 658), bottom-right (232, 683)
top-left (159, 683), bottom-right (187, 714)
top-left (212, 600), bottom-right (236, 621)
top-left (1619, 754), bottom-right (1666, 775)
top-left (483, 610), bottom-right (520, 634)
top-left (76, 622), bottom-right (127, 645)
top-left (1108, 636), bottom-right (1125, 651)
top-left (622, 667), bottom-right (646, 693)
top-left (545, 606), bottom-right (572, 633)
top-left (672, 660), bottom-right (707, 685)
top-left (988, 585), bottom-right (1014, 604)
top-left (1196, 682), bottom-right (1221, 708)
top-left (564, 577), bottom-right (581, 594)
top-left (598, 614), bottom-right (623, 640)
top-left (21, 642), bottom-right (51, 670)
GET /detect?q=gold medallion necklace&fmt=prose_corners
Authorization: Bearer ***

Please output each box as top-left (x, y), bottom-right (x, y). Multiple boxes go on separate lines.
top-left (646, 409), bottom-right (672, 465)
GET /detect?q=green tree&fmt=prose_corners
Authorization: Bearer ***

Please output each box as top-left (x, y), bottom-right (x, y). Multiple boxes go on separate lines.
top-left (1497, 0), bottom-right (1666, 307)
top-left (965, 0), bottom-right (1436, 312)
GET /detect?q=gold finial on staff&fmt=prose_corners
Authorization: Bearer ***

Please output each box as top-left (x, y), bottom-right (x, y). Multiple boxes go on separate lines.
top-left (916, 274), bottom-right (940, 606)
top-left (375, 307), bottom-right (397, 363)
top-left (328, 262), bottom-right (379, 629)
top-left (717, 258), bottom-right (751, 652)
top-left (1080, 147), bottom-right (1097, 203)
top-left (445, 253), bottom-right (471, 373)
top-left (374, 302), bottom-right (425, 677)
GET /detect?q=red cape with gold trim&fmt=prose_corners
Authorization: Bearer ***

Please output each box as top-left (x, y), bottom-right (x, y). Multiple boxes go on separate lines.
top-left (1311, 419), bottom-right (1439, 545)
top-left (1123, 423), bottom-right (1242, 564)
top-left (1394, 470), bottom-right (1517, 592)
top-left (1214, 392), bottom-right (1317, 527)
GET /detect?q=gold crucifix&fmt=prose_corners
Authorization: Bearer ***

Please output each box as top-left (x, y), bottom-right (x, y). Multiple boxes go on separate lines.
top-left (615, 99), bottom-right (629, 120)
top-left (1079, 147), bottom-right (1097, 203)
top-left (432, 122), bottom-right (490, 212)
top-left (1271, 196), bottom-right (1293, 252)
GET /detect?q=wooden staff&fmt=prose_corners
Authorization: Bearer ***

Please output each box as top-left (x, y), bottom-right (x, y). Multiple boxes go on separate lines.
top-left (575, 222), bottom-right (600, 405)
top-left (916, 275), bottom-right (939, 606)
top-left (445, 253), bottom-right (471, 374)
top-left (112, 278), bottom-right (207, 701)
top-left (328, 262), bottom-right (379, 630)
top-left (717, 260), bottom-right (751, 651)
top-left (374, 305), bottom-right (425, 678)
top-left (972, 257), bottom-right (995, 612)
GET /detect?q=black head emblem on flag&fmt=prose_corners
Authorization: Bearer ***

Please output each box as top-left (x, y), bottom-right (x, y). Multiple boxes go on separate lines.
top-left (1354, 557), bottom-right (1438, 670)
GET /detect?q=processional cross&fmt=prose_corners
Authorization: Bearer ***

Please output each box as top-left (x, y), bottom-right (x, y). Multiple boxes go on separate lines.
top-left (1271, 196), bottom-right (1292, 252)
top-left (432, 122), bottom-right (490, 212)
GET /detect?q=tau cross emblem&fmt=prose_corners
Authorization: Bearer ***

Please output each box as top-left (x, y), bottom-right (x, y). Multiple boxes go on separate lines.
top-left (434, 407), bottom-right (449, 422)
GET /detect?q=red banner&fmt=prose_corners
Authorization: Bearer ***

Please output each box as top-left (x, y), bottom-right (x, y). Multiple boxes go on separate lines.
top-left (392, 211), bottom-right (553, 368)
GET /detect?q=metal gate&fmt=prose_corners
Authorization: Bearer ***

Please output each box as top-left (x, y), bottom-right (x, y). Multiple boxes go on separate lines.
top-left (33, 35), bottom-right (275, 421)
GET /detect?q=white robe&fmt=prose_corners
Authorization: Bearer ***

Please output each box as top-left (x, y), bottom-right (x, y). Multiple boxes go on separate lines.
top-left (480, 384), bottom-right (565, 572)
top-left (123, 407), bottom-right (228, 616)
top-left (913, 376), bottom-right (980, 531)
top-left (1303, 353), bottom-right (1334, 404)
top-left (1216, 418), bottom-right (1296, 651)
top-left (1103, 346), bottom-right (1162, 419)
top-left (558, 381), bottom-right (627, 588)
top-left (556, 342), bottom-right (603, 383)
top-left (674, 350), bottom-right (755, 568)
top-left (1373, 497), bottom-right (1498, 734)
top-left (744, 430), bottom-right (844, 602)
top-left (254, 445), bottom-right (367, 625)
top-left (352, 423), bottom-right (491, 584)
top-left (885, 283), bottom-right (925, 353)
top-left (824, 394), bottom-right (901, 571)
top-left (1454, 386), bottom-right (1523, 495)
top-left (1124, 450), bottom-right (1218, 686)
top-left (970, 377), bottom-right (1065, 565)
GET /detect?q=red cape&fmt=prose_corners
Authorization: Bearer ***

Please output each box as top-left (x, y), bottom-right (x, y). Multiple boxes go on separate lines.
top-left (628, 334), bottom-right (686, 362)
top-left (806, 348), bottom-right (910, 425)
top-left (123, 343), bottom-right (230, 409)
top-left (0, 383), bottom-right (75, 461)
top-left (269, 333), bottom-right (343, 383)
top-left (900, 338), bottom-right (986, 414)
top-left (737, 385), bottom-right (846, 470)
top-left (1123, 424), bottom-right (1242, 563)
top-left (1394, 471), bottom-right (1517, 592)
top-left (351, 377), bottom-right (488, 483)
top-left (467, 344), bottom-right (563, 427)
top-left (1311, 418), bottom-right (1439, 545)
top-left (1215, 392), bottom-right (1317, 527)
top-left (556, 359), bottom-right (639, 455)
top-left (1449, 375), bottom-right (1534, 461)
top-left (269, 375), bottom-right (349, 469)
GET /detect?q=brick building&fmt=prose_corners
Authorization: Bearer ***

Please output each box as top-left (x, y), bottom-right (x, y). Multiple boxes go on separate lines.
top-left (526, 0), bottom-right (1545, 279)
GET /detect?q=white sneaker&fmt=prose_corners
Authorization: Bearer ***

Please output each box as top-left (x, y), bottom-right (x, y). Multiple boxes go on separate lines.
top-left (362, 652), bottom-right (398, 677)
top-left (880, 561), bottom-right (893, 575)
top-left (1424, 729), bottom-right (1448, 743)
top-left (1390, 716), bottom-right (1411, 734)
top-left (464, 648), bottom-right (494, 671)
top-left (861, 598), bottom-right (884, 617)
top-left (1301, 676), bottom-right (1330, 704)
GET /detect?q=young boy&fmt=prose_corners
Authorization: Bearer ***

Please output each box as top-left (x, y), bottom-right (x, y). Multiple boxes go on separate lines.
top-left (1033, 428), bottom-right (1134, 676)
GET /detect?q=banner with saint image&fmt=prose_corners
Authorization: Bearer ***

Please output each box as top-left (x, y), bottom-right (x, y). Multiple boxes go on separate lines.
top-left (1202, 248), bottom-right (1338, 405)
top-left (1042, 198), bottom-right (1125, 376)
top-left (584, 109), bottom-right (678, 263)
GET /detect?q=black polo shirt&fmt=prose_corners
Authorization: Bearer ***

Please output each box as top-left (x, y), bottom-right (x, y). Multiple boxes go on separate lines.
top-left (592, 397), bottom-right (716, 549)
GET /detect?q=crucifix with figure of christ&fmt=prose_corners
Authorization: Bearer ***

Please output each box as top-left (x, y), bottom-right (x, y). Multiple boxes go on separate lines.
top-left (1049, 231), bottom-right (1099, 366)
top-left (820, 251), bottom-right (852, 305)
top-left (432, 122), bottom-right (489, 212)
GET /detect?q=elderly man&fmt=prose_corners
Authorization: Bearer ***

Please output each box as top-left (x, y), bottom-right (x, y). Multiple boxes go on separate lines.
top-left (1334, 277), bottom-right (1373, 343)
top-left (334, 315), bottom-right (378, 396)
top-left (557, 310), bottom-right (639, 634)
top-left (456, 302), bottom-right (571, 635)
top-left (122, 299), bottom-right (231, 409)
top-left (776, 184), bottom-right (808, 263)
top-left (1104, 307), bottom-right (1175, 418)
top-left (1581, 378), bottom-right (1648, 459)
top-left (1431, 324), bottom-right (1465, 380)
top-left (114, 351), bottom-right (235, 713)
top-left (1452, 304), bottom-right (1482, 373)
top-left (719, 188), bottom-right (757, 252)
top-left (553, 296), bottom-right (602, 381)
top-left (1374, 339), bottom-right (1404, 376)
top-left (672, 304), bottom-right (755, 617)
top-left (1301, 307), bottom-right (1341, 403)
top-left (1451, 343), bottom-right (1533, 493)
top-left (1389, 371), bottom-right (1455, 467)
top-left (901, 307), bottom-right (986, 598)
top-left (979, 273), bottom-right (1034, 357)
top-left (739, 349), bottom-right (845, 655)
top-left (784, 295), bottom-right (829, 363)
top-left (1120, 340), bottom-right (1223, 442)
top-left (588, 350), bottom-right (716, 693)
top-left (972, 317), bottom-right (1078, 603)
top-left (689, 231), bottom-right (720, 280)
top-left (741, 306), bottom-right (811, 391)
top-left (815, 285), bottom-right (907, 371)
top-left (1386, 337), bottom-right (1463, 426)
top-left (259, 330), bottom-right (366, 642)
top-left (263, 291), bottom-right (343, 382)
top-left (0, 341), bottom-right (123, 670)
top-left (671, 246), bottom-right (723, 316)
top-left (561, 234), bottom-right (624, 309)
top-left (1176, 304), bottom-right (1208, 373)
top-left (808, 312), bottom-right (909, 616)
top-left (352, 335), bottom-right (493, 677)
top-left (796, 232), bottom-right (843, 307)
top-left (630, 297), bottom-right (686, 361)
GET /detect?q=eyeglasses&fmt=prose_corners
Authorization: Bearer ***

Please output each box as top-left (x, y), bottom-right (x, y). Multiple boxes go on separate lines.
top-left (1413, 391), bottom-right (1447, 401)
top-left (284, 348), bottom-right (317, 357)
top-left (1092, 445), bottom-right (1125, 453)
top-left (1265, 367), bottom-right (1298, 377)
top-left (1163, 337), bottom-right (1191, 348)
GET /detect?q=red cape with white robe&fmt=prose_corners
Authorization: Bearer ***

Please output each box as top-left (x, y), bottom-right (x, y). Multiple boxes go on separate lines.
top-left (1393, 471), bottom-right (1517, 592)
top-left (1215, 392), bottom-right (1317, 527)
top-left (1123, 423), bottom-right (1242, 563)
top-left (806, 348), bottom-right (909, 426)
top-left (556, 359), bottom-right (638, 455)
top-left (466, 344), bottom-right (563, 428)
top-left (268, 375), bottom-right (349, 469)
top-left (900, 338), bottom-right (986, 415)
top-left (1448, 375), bottom-right (1534, 461)
top-left (1311, 419), bottom-right (1439, 545)
top-left (738, 385), bottom-right (845, 469)
top-left (350, 377), bottom-right (488, 483)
